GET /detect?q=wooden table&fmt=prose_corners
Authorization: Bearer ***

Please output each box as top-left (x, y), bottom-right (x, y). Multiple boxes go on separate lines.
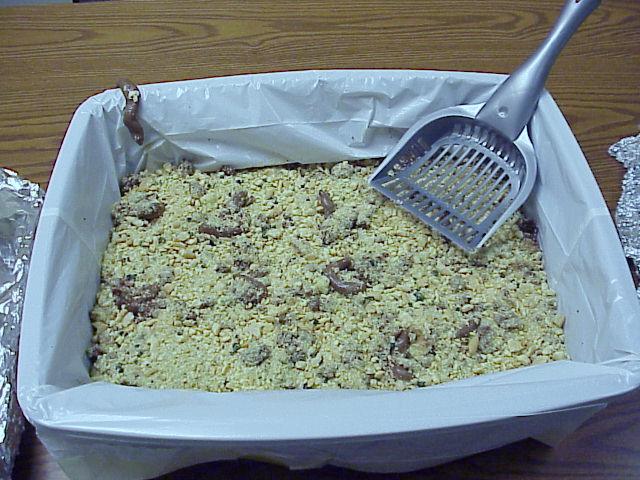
top-left (3, 0), bottom-right (639, 478)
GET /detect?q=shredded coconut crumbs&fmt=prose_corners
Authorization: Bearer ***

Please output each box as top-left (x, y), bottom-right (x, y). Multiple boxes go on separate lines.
top-left (89, 161), bottom-right (568, 391)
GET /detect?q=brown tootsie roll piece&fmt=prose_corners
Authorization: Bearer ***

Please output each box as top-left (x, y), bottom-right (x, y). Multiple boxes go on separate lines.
top-left (318, 190), bottom-right (336, 217)
top-left (329, 257), bottom-right (352, 271)
top-left (111, 278), bottom-right (161, 318)
top-left (323, 257), bottom-right (366, 295)
top-left (237, 274), bottom-right (268, 305)
top-left (390, 363), bottom-right (413, 381)
top-left (455, 320), bottom-right (479, 339)
top-left (137, 201), bottom-right (165, 222)
top-left (198, 223), bottom-right (243, 238)
top-left (119, 173), bottom-right (140, 194)
top-left (231, 190), bottom-right (254, 209)
top-left (394, 330), bottom-right (411, 354)
top-left (517, 216), bottom-right (538, 243)
top-left (117, 78), bottom-right (144, 145)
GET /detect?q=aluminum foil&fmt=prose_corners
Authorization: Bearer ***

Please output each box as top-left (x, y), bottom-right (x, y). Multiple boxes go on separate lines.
top-left (609, 133), bottom-right (640, 298)
top-left (0, 168), bottom-right (43, 477)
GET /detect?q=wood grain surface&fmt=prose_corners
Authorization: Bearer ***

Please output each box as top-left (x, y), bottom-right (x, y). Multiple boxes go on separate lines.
top-left (2, 0), bottom-right (639, 479)
top-left (2, 0), bottom-right (639, 209)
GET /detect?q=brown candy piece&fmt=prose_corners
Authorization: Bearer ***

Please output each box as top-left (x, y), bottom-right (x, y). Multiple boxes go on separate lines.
top-left (119, 173), bottom-right (140, 194)
top-left (137, 201), bottom-right (165, 222)
top-left (117, 78), bottom-right (144, 145)
top-left (199, 223), bottom-right (243, 238)
top-left (318, 190), bottom-right (336, 217)
top-left (324, 257), bottom-right (365, 295)
top-left (455, 320), bottom-right (479, 339)
top-left (517, 216), bottom-right (538, 242)
top-left (394, 330), bottom-right (411, 354)
top-left (236, 274), bottom-right (268, 305)
top-left (391, 363), bottom-right (413, 381)
top-left (231, 190), bottom-right (254, 209)
top-left (111, 278), bottom-right (161, 318)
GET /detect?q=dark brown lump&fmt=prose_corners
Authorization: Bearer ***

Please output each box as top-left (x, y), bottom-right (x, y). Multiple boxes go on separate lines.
top-left (119, 173), bottom-right (141, 194)
top-left (231, 190), bottom-right (254, 209)
top-left (318, 190), bottom-right (336, 217)
top-left (137, 200), bottom-right (165, 222)
top-left (233, 274), bottom-right (268, 306)
top-left (197, 297), bottom-right (216, 309)
top-left (351, 159), bottom-right (380, 168)
top-left (88, 344), bottom-right (104, 362)
top-left (326, 256), bottom-right (352, 271)
top-left (390, 363), bottom-right (413, 381)
top-left (517, 216), bottom-right (538, 242)
top-left (494, 311), bottom-right (523, 330)
top-left (176, 159), bottom-right (195, 175)
top-left (220, 165), bottom-right (236, 176)
top-left (111, 277), bottom-right (162, 318)
top-left (117, 78), bottom-right (144, 145)
top-left (233, 257), bottom-right (253, 271)
top-left (112, 192), bottom-right (165, 225)
top-left (323, 257), bottom-right (366, 295)
top-left (282, 162), bottom-right (303, 170)
top-left (394, 330), bottom-right (411, 354)
top-left (455, 320), bottom-right (479, 339)
top-left (198, 222), bottom-right (243, 238)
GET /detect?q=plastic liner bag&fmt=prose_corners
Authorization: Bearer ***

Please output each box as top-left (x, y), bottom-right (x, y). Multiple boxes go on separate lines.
top-left (0, 168), bottom-right (43, 477)
top-left (17, 70), bottom-right (640, 480)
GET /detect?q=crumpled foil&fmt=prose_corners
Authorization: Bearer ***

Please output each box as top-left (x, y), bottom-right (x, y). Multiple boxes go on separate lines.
top-left (0, 168), bottom-right (44, 477)
top-left (609, 133), bottom-right (640, 299)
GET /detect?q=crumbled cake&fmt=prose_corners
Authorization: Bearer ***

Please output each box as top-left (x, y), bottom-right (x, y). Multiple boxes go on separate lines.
top-left (89, 160), bottom-right (568, 391)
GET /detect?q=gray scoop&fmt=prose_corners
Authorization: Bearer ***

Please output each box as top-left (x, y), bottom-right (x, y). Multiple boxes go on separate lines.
top-left (370, 0), bottom-right (601, 252)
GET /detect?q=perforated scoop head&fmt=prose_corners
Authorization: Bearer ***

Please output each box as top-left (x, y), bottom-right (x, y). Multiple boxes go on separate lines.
top-left (370, 114), bottom-right (536, 252)
top-left (369, 0), bottom-right (599, 252)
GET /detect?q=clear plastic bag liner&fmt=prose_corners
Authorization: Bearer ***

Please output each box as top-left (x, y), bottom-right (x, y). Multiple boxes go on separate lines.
top-left (17, 70), bottom-right (640, 478)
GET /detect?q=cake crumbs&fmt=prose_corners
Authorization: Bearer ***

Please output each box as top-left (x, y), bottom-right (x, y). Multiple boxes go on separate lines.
top-left (89, 161), bottom-right (568, 392)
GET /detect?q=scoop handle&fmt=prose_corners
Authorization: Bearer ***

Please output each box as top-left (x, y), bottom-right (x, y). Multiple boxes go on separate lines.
top-left (476, 0), bottom-right (601, 141)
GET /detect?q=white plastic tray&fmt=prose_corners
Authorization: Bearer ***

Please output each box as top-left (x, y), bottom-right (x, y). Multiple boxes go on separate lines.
top-left (17, 70), bottom-right (640, 480)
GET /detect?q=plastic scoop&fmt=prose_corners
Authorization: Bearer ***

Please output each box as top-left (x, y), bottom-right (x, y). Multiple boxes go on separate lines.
top-left (369, 0), bottom-right (601, 251)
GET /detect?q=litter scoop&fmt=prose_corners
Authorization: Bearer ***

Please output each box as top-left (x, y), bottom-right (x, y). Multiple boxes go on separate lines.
top-left (370, 0), bottom-right (601, 252)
